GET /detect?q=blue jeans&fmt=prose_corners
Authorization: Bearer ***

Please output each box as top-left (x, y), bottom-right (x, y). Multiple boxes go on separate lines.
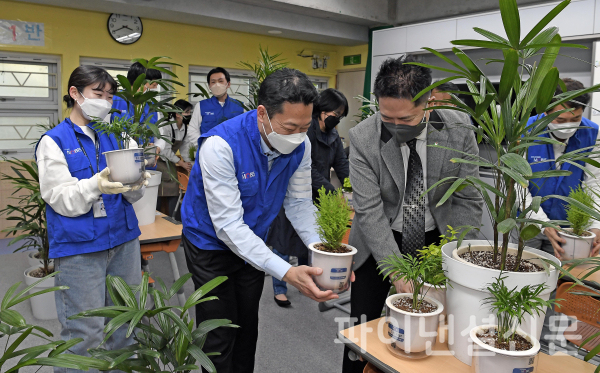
top-left (54, 238), bottom-right (141, 373)
top-left (271, 248), bottom-right (307, 296)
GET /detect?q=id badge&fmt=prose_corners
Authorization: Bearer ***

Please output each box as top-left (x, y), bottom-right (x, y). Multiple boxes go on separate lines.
top-left (93, 197), bottom-right (107, 218)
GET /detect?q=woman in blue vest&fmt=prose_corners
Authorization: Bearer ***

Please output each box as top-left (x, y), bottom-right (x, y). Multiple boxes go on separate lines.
top-left (36, 65), bottom-right (150, 371)
top-left (525, 78), bottom-right (600, 259)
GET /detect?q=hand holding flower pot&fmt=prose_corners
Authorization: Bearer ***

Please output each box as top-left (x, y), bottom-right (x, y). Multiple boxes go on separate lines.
top-left (554, 186), bottom-right (598, 260)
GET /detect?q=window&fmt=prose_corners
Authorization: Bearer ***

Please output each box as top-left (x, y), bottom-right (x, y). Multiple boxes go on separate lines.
top-left (0, 52), bottom-right (59, 157)
top-left (189, 67), bottom-right (252, 107)
top-left (309, 76), bottom-right (328, 93)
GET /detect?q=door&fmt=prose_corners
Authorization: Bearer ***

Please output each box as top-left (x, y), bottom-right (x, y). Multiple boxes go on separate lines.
top-left (336, 69), bottom-right (365, 148)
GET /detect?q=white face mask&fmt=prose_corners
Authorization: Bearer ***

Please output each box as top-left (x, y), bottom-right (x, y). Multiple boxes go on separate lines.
top-left (261, 111), bottom-right (306, 154)
top-left (210, 83), bottom-right (228, 98)
top-left (548, 120), bottom-right (580, 140)
top-left (76, 91), bottom-right (112, 121)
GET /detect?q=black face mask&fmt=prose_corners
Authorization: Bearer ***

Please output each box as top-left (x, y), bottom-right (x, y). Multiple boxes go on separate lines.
top-left (324, 115), bottom-right (341, 132)
top-left (182, 115), bottom-right (191, 126)
top-left (382, 114), bottom-right (427, 146)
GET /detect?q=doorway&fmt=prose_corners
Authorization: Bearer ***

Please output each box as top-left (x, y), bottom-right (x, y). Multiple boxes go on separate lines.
top-left (336, 69), bottom-right (365, 149)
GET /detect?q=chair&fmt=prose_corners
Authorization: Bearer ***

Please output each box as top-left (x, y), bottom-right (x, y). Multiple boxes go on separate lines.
top-left (171, 171), bottom-right (189, 220)
top-left (554, 282), bottom-right (600, 354)
top-left (363, 362), bottom-right (383, 373)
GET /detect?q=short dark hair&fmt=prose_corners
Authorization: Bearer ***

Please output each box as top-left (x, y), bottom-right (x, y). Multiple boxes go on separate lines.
top-left (258, 68), bottom-right (318, 118)
top-left (373, 55), bottom-right (432, 106)
top-left (127, 62), bottom-right (162, 85)
top-left (169, 99), bottom-right (193, 120)
top-left (434, 81), bottom-right (459, 93)
top-left (313, 88), bottom-right (349, 118)
top-left (63, 65), bottom-right (117, 108)
top-left (207, 67), bottom-right (230, 83)
top-left (554, 78), bottom-right (590, 110)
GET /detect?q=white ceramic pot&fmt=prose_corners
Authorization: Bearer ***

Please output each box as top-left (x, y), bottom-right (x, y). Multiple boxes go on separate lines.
top-left (27, 251), bottom-right (53, 268)
top-left (24, 265), bottom-right (58, 320)
top-left (442, 240), bottom-right (559, 366)
top-left (308, 242), bottom-right (356, 293)
top-left (132, 171), bottom-right (162, 226)
top-left (420, 282), bottom-right (446, 321)
top-left (144, 146), bottom-right (158, 168)
top-left (103, 148), bottom-right (145, 186)
top-left (386, 293), bottom-right (444, 355)
top-left (558, 228), bottom-right (595, 260)
top-left (470, 325), bottom-right (540, 373)
top-left (343, 191), bottom-right (353, 209)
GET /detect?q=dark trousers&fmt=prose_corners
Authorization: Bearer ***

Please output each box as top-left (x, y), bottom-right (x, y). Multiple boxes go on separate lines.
top-left (182, 234), bottom-right (265, 373)
top-left (341, 228), bottom-right (441, 373)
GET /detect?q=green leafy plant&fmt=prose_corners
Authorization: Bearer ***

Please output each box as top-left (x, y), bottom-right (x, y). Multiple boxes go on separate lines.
top-left (237, 46), bottom-right (289, 111)
top-left (482, 274), bottom-right (557, 345)
top-left (418, 226), bottom-right (460, 285)
top-left (0, 158), bottom-right (50, 275)
top-left (314, 186), bottom-right (352, 251)
top-left (378, 253), bottom-right (447, 311)
top-left (565, 185), bottom-right (594, 236)
top-left (342, 177), bottom-right (352, 193)
top-left (0, 272), bottom-right (107, 372)
top-left (70, 272), bottom-right (236, 373)
top-left (353, 94), bottom-right (379, 124)
top-left (412, 0), bottom-right (600, 271)
top-left (188, 144), bottom-right (197, 162)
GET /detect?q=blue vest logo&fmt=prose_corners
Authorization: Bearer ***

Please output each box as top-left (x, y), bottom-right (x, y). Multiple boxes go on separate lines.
top-left (204, 111), bottom-right (214, 115)
top-left (241, 171), bottom-right (256, 180)
top-left (530, 155), bottom-right (545, 162)
top-left (65, 148), bottom-right (82, 155)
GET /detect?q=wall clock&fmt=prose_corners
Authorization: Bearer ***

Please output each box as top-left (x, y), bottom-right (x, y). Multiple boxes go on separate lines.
top-left (107, 13), bottom-right (143, 45)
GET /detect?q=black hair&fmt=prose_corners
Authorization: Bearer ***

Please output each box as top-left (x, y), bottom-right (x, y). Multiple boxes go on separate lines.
top-left (553, 78), bottom-right (590, 110)
top-left (169, 99), bottom-right (193, 120)
top-left (127, 62), bottom-right (162, 85)
top-left (258, 68), bottom-right (318, 118)
top-left (207, 67), bottom-right (231, 83)
top-left (434, 81), bottom-right (459, 93)
top-left (373, 55), bottom-right (432, 106)
top-left (313, 88), bottom-right (349, 118)
top-left (63, 65), bottom-right (117, 108)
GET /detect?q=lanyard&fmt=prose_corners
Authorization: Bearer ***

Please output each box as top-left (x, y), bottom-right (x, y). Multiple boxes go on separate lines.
top-left (73, 125), bottom-right (100, 175)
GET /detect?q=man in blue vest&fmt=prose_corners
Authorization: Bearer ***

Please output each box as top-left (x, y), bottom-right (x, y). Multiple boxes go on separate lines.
top-left (181, 68), bottom-right (346, 373)
top-left (525, 78), bottom-right (600, 259)
top-left (188, 67), bottom-right (244, 146)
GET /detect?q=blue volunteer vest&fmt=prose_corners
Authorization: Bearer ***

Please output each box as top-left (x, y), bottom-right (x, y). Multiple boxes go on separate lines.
top-left (181, 110), bottom-right (305, 251)
top-left (527, 114), bottom-right (599, 221)
top-left (36, 118), bottom-right (141, 259)
top-left (199, 96), bottom-right (244, 135)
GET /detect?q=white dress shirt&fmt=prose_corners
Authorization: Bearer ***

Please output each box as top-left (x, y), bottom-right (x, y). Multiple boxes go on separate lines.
top-left (188, 99), bottom-right (226, 150)
top-left (390, 128), bottom-right (436, 233)
top-left (155, 122), bottom-right (192, 163)
top-left (36, 125), bottom-right (144, 218)
top-left (525, 130), bottom-right (600, 231)
top-left (198, 134), bottom-right (320, 280)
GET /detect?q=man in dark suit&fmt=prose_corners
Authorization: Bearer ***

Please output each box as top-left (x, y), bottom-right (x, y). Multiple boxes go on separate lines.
top-left (342, 55), bottom-right (483, 373)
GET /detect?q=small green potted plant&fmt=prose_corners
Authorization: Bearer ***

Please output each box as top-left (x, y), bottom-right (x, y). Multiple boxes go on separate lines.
top-left (558, 186), bottom-right (596, 260)
top-left (470, 274), bottom-right (557, 373)
top-left (188, 143), bottom-right (197, 163)
top-left (309, 186), bottom-right (355, 293)
top-left (342, 177), bottom-right (353, 209)
top-left (378, 252), bottom-right (446, 357)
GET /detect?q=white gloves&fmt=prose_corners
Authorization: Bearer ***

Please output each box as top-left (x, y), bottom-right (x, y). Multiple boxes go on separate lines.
top-left (131, 172), bottom-right (151, 191)
top-left (97, 167), bottom-right (132, 194)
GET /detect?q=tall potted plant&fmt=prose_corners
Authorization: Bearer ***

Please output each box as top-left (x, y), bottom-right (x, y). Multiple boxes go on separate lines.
top-left (410, 0), bottom-right (600, 364)
top-left (559, 186), bottom-right (596, 260)
top-left (308, 187), bottom-right (356, 293)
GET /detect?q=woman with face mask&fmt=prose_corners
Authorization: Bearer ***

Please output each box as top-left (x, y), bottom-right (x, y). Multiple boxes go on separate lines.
top-left (155, 99), bottom-right (194, 217)
top-left (35, 65), bottom-right (150, 368)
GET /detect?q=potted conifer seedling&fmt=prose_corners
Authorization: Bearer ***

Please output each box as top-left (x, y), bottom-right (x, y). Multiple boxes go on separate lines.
top-left (378, 252), bottom-right (446, 358)
top-left (470, 274), bottom-right (556, 373)
top-left (342, 177), bottom-right (353, 210)
top-left (309, 187), bottom-right (356, 293)
top-left (558, 186), bottom-right (596, 260)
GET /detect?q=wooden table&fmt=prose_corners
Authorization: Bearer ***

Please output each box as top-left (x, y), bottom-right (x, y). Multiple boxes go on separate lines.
top-left (139, 212), bottom-right (185, 305)
top-left (338, 318), bottom-right (597, 373)
top-left (563, 259), bottom-right (600, 284)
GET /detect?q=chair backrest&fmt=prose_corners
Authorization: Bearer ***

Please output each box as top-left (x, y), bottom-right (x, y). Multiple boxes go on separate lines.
top-left (177, 171), bottom-right (189, 192)
top-left (555, 282), bottom-right (600, 326)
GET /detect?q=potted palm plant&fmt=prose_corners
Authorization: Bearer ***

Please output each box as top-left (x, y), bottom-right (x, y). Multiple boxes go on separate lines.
top-left (309, 187), bottom-right (356, 293)
top-left (70, 272), bottom-right (236, 373)
top-left (559, 186), bottom-right (596, 260)
top-left (470, 274), bottom-right (556, 373)
top-left (378, 252), bottom-right (446, 358)
top-left (409, 0), bottom-right (600, 364)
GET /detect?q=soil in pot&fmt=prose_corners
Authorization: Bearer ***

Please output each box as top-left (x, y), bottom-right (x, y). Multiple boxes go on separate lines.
top-left (393, 297), bottom-right (438, 314)
top-left (476, 327), bottom-right (533, 352)
top-left (28, 266), bottom-right (54, 278)
top-left (313, 243), bottom-right (352, 254)
top-left (458, 251), bottom-right (543, 272)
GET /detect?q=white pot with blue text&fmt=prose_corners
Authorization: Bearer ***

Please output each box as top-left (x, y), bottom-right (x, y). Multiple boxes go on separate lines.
top-left (470, 325), bottom-right (540, 373)
top-left (385, 293), bottom-right (444, 359)
top-left (307, 242), bottom-right (356, 294)
top-left (103, 148), bottom-right (145, 186)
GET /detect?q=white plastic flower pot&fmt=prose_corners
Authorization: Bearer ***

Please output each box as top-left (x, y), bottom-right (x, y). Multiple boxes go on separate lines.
top-left (420, 282), bottom-right (446, 321)
top-left (144, 146), bottom-right (158, 168)
top-left (442, 240), bottom-right (559, 366)
top-left (308, 242), bottom-right (356, 294)
top-left (470, 325), bottom-right (540, 373)
top-left (385, 293), bottom-right (444, 358)
top-left (343, 191), bottom-right (353, 209)
top-left (27, 251), bottom-right (53, 268)
top-left (558, 228), bottom-right (595, 260)
top-left (132, 171), bottom-right (162, 226)
top-left (24, 265), bottom-right (58, 320)
top-left (103, 148), bottom-right (145, 186)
